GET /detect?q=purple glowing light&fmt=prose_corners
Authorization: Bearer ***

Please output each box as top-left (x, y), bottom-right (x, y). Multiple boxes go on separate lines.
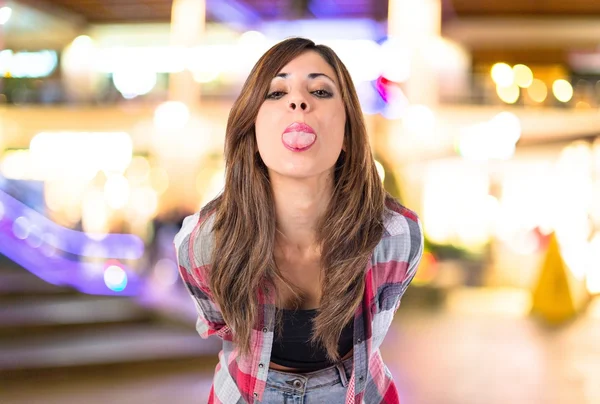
top-left (0, 220), bottom-right (142, 296)
top-left (0, 190), bottom-right (144, 259)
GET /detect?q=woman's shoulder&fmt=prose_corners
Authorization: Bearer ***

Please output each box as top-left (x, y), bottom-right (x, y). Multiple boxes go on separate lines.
top-left (370, 198), bottom-right (424, 284)
top-left (173, 207), bottom-right (217, 268)
top-left (381, 197), bottom-right (421, 239)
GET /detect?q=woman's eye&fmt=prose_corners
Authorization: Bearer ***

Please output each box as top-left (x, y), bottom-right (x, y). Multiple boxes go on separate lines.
top-left (266, 91), bottom-right (286, 99)
top-left (313, 89), bottom-right (332, 98)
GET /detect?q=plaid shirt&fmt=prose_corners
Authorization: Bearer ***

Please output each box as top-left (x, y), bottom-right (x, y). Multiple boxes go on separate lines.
top-left (175, 201), bottom-right (423, 404)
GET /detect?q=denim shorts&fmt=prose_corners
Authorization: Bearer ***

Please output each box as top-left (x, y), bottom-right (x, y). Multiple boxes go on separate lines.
top-left (261, 357), bottom-right (353, 404)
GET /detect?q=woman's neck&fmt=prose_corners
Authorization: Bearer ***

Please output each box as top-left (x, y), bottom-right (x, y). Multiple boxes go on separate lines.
top-left (270, 171), bottom-right (333, 256)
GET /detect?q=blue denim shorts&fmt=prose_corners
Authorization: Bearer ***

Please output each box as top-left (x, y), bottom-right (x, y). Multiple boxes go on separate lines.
top-left (261, 357), bottom-right (353, 404)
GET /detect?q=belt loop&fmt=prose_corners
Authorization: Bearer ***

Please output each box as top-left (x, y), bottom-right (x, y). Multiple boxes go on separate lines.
top-left (336, 363), bottom-right (349, 387)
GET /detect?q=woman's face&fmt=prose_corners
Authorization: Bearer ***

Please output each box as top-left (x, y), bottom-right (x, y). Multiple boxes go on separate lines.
top-left (255, 50), bottom-right (346, 180)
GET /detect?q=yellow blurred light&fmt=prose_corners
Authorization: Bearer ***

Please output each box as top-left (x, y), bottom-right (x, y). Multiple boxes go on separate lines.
top-left (154, 101), bottom-right (190, 130)
top-left (458, 112), bottom-right (520, 161)
top-left (29, 131), bottom-right (132, 180)
top-left (44, 181), bottom-right (65, 211)
top-left (104, 174), bottom-right (130, 210)
top-left (44, 179), bottom-right (87, 217)
top-left (113, 69), bottom-right (157, 98)
top-left (0, 149), bottom-right (31, 180)
top-left (380, 38), bottom-right (412, 82)
top-left (423, 162), bottom-right (493, 247)
top-left (193, 70), bottom-right (220, 83)
top-left (82, 190), bottom-right (109, 235)
top-left (323, 39), bottom-right (382, 82)
top-left (129, 186), bottom-right (158, 218)
top-left (496, 83), bottom-right (520, 104)
top-left (0, 7), bottom-right (12, 25)
top-left (402, 104), bottom-right (435, 134)
top-left (491, 63), bottom-right (514, 87)
top-left (197, 169), bottom-right (225, 207)
top-left (587, 234), bottom-right (600, 294)
top-left (552, 79), bottom-right (573, 102)
top-left (125, 156), bottom-right (151, 185)
top-left (492, 111), bottom-right (522, 144)
top-left (590, 297), bottom-right (600, 318)
top-left (72, 35), bottom-right (93, 48)
top-left (446, 288), bottom-right (532, 317)
top-left (374, 160), bottom-right (385, 182)
top-left (527, 79), bottom-right (547, 103)
top-left (149, 167), bottom-right (169, 195)
top-left (576, 101), bottom-right (591, 109)
top-left (238, 30), bottom-right (267, 46)
top-left (512, 64), bottom-right (533, 88)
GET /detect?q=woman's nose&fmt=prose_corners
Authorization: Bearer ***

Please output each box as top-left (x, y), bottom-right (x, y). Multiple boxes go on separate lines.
top-left (288, 100), bottom-right (308, 111)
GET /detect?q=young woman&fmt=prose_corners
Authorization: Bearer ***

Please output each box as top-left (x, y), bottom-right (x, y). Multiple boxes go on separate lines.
top-left (175, 37), bottom-right (424, 404)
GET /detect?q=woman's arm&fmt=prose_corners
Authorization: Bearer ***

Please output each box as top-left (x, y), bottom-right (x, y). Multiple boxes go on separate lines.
top-left (174, 212), bottom-right (231, 339)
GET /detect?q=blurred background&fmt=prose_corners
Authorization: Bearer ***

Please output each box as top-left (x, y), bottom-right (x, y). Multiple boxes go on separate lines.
top-left (0, 0), bottom-right (599, 403)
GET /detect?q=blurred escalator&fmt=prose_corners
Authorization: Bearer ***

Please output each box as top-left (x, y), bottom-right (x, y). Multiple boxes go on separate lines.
top-left (0, 254), bottom-right (220, 384)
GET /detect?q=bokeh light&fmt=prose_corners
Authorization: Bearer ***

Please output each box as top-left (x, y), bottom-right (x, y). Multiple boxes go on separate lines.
top-left (402, 104), bottom-right (436, 134)
top-left (149, 167), bottom-right (169, 195)
top-left (527, 79), bottom-right (548, 103)
top-left (0, 6), bottom-right (12, 25)
top-left (552, 79), bottom-right (573, 102)
top-left (25, 225), bottom-right (43, 248)
top-left (154, 101), bottom-right (190, 130)
top-left (128, 186), bottom-right (159, 218)
top-left (154, 258), bottom-right (179, 287)
top-left (104, 174), bottom-right (130, 210)
top-left (458, 112), bottom-right (521, 161)
top-left (112, 69), bottom-right (157, 99)
top-left (491, 63), bottom-right (514, 87)
top-left (72, 35), bottom-right (93, 48)
top-left (379, 38), bottom-right (411, 83)
top-left (13, 216), bottom-right (30, 240)
top-left (104, 264), bottom-right (128, 292)
top-left (496, 83), bottom-right (520, 104)
top-left (41, 233), bottom-right (59, 258)
top-left (126, 156), bottom-right (151, 185)
top-left (587, 234), bottom-right (600, 294)
top-left (82, 190), bottom-right (109, 235)
top-left (512, 64), bottom-right (533, 88)
top-left (374, 160), bottom-right (385, 182)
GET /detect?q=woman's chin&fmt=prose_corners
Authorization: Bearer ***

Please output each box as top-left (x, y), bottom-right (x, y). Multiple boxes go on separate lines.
top-left (268, 164), bottom-right (330, 181)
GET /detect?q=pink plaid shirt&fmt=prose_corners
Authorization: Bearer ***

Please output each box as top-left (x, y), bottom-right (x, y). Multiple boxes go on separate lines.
top-left (175, 200), bottom-right (423, 403)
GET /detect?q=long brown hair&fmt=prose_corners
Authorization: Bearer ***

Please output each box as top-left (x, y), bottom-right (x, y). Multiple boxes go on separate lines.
top-left (202, 37), bottom-right (388, 362)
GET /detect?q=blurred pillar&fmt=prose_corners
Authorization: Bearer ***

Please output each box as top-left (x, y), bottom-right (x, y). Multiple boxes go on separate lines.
top-left (388, 0), bottom-right (441, 107)
top-left (60, 35), bottom-right (99, 104)
top-left (169, 0), bottom-right (205, 105)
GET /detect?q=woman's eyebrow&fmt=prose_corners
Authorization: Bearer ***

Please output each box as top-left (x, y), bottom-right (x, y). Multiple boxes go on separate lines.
top-left (273, 72), bottom-right (336, 85)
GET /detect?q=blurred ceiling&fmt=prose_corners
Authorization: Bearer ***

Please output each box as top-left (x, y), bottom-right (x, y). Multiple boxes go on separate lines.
top-left (22, 0), bottom-right (600, 24)
top-left (18, 0), bottom-right (173, 22)
top-left (449, 0), bottom-right (600, 17)
top-left (9, 0), bottom-right (600, 56)
top-left (22, 0), bottom-right (389, 23)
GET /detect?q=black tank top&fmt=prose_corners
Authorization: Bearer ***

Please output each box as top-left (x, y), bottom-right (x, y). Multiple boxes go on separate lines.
top-left (270, 308), bottom-right (354, 372)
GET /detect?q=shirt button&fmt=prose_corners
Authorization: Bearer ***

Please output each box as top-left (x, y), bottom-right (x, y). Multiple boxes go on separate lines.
top-left (258, 363), bottom-right (264, 368)
top-left (262, 327), bottom-right (268, 333)
top-left (357, 338), bottom-right (361, 343)
top-left (253, 392), bottom-right (258, 397)
top-left (359, 376), bottom-right (364, 381)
